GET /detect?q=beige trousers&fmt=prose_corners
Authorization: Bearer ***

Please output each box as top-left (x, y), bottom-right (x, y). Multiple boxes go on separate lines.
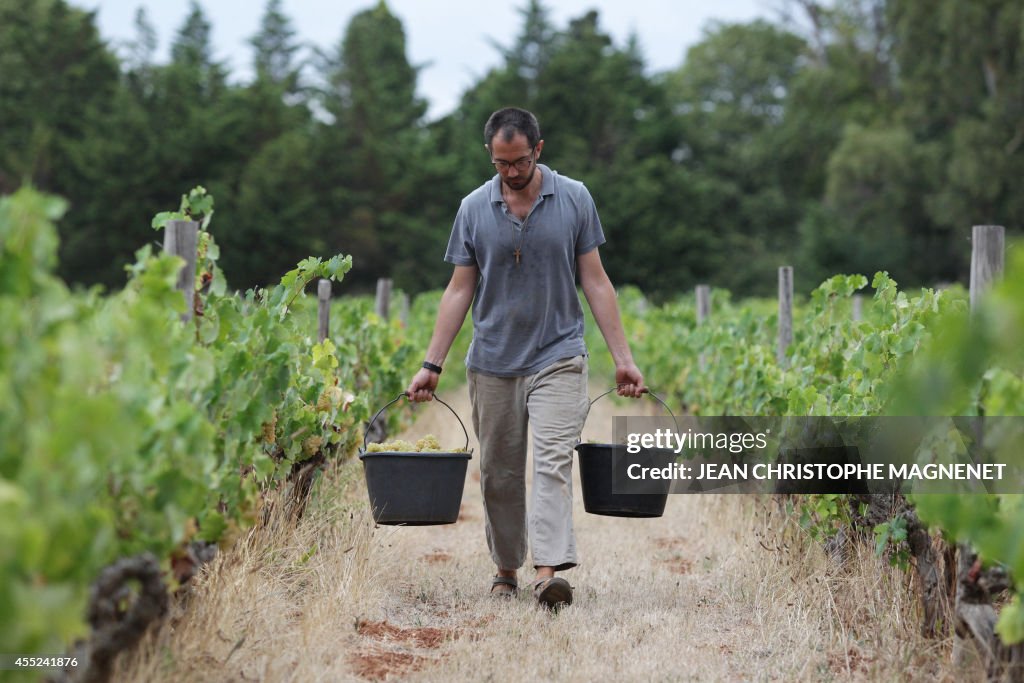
top-left (467, 355), bottom-right (590, 571)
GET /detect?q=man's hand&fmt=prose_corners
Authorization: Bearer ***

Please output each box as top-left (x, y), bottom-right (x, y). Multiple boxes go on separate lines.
top-left (406, 368), bottom-right (439, 402)
top-left (615, 362), bottom-right (646, 398)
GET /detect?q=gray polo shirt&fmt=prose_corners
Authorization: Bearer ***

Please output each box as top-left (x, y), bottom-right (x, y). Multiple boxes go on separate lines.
top-left (444, 164), bottom-right (606, 377)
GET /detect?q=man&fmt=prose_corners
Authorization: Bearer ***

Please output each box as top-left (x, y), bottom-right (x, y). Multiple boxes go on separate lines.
top-left (406, 107), bottom-right (645, 608)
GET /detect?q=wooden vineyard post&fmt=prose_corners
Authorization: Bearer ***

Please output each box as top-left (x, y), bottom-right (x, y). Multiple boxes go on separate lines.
top-left (318, 278), bottom-right (331, 343)
top-left (777, 267), bottom-right (793, 368)
top-left (164, 220), bottom-right (199, 323)
top-left (970, 226), bottom-right (1005, 313)
top-left (956, 225), bottom-right (1019, 679)
top-left (635, 292), bottom-right (649, 314)
top-left (375, 278), bottom-right (392, 320)
top-left (696, 285), bottom-right (710, 370)
top-left (696, 285), bottom-right (710, 324)
top-left (852, 294), bottom-right (863, 322)
top-left (969, 227), bottom-right (1004, 452)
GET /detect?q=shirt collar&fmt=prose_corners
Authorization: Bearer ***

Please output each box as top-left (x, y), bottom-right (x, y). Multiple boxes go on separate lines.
top-left (490, 164), bottom-right (556, 203)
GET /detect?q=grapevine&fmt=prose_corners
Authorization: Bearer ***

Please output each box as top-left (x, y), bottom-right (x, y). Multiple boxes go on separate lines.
top-left (0, 186), bottom-right (424, 676)
top-left (585, 265), bottom-right (1023, 656)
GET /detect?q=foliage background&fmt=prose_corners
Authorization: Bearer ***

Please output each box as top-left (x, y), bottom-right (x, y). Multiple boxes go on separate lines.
top-left (2, 0), bottom-right (1020, 298)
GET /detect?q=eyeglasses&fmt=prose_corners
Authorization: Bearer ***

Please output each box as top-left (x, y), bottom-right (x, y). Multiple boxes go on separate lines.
top-left (491, 149), bottom-right (535, 173)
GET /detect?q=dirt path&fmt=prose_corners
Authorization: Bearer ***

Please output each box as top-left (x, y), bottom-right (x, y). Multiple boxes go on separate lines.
top-left (117, 383), bottom-right (969, 682)
top-left (338, 384), bottom-right (953, 682)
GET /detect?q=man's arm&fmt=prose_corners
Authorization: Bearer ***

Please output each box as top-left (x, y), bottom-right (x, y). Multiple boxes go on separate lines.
top-left (406, 264), bottom-right (478, 401)
top-left (578, 248), bottom-right (646, 398)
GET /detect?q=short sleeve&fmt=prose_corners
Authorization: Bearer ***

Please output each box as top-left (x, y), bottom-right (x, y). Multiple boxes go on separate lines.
top-left (575, 183), bottom-right (606, 255)
top-left (444, 200), bottom-right (477, 266)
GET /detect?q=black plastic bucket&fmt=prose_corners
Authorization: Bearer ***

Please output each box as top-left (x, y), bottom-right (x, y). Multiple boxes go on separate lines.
top-left (575, 443), bottom-right (674, 517)
top-left (575, 388), bottom-right (677, 518)
top-left (358, 393), bottom-right (472, 525)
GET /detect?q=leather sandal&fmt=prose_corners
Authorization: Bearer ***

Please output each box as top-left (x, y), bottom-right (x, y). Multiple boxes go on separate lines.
top-left (490, 575), bottom-right (518, 598)
top-left (531, 576), bottom-right (572, 608)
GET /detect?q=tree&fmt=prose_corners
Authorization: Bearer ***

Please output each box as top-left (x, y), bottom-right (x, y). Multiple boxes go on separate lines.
top-left (0, 0), bottom-right (132, 286)
top-left (0, 0), bottom-right (119, 194)
top-left (313, 1), bottom-right (450, 292)
top-left (533, 12), bottom-right (652, 170)
top-left (787, 0), bottom-right (1022, 289)
top-left (249, 0), bottom-right (302, 91)
top-left (435, 6), bottom-right (695, 295)
top-left (69, 1), bottom-right (241, 289)
top-left (493, 0), bottom-right (557, 101)
top-left (216, 0), bottom-right (313, 289)
top-left (125, 6), bottom-right (157, 73)
top-left (889, 0), bottom-right (1024, 282)
top-left (169, 0), bottom-right (225, 97)
top-left (662, 20), bottom-right (810, 294)
top-left (797, 123), bottom-right (942, 287)
top-left (432, 0), bottom-right (557, 199)
top-left (228, 130), bottom-right (321, 284)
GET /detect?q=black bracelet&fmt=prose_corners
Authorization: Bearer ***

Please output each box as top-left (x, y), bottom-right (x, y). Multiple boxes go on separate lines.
top-left (422, 361), bottom-right (443, 374)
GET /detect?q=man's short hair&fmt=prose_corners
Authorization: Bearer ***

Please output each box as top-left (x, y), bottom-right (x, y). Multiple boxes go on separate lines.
top-left (484, 107), bottom-right (541, 149)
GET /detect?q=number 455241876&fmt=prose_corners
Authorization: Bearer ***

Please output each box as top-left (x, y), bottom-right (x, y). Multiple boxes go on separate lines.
top-left (4, 656), bottom-right (79, 670)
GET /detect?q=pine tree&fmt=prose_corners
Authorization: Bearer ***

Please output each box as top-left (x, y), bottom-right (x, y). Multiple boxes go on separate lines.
top-left (313, 1), bottom-right (448, 291)
top-left (169, 0), bottom-right (226, 101)
top-left (249, 0), bottom-right (301, 91)
top-left (127, 6), bottom-right (157, 72)
top-left (217, 0), bottom-right (314, 289)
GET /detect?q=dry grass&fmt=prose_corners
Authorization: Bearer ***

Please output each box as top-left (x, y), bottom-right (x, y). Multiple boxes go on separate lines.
top-left (112, 386), bottom-right (985, 682)
top-left (111, 463), bottom-right (392, 682)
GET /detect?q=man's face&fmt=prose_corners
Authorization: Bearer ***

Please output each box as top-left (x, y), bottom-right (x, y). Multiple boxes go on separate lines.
top-left (488, 133), bottom-right (543, 191)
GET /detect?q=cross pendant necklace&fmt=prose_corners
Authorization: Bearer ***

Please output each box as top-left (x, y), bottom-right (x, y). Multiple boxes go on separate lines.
top-left (511, 214), bottom-right (531, 266)
top-left (503, 183), bottom-right (536, 267)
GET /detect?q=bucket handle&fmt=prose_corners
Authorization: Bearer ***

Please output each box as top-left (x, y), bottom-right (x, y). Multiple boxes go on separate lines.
top-left (587, 385), bottom-right (680, 435)
top-left (363, 392), bottom-right (470, 453)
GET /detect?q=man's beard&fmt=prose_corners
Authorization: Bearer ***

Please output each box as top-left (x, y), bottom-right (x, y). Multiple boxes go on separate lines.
top-left (502, 165), bottom-right (535, 191)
